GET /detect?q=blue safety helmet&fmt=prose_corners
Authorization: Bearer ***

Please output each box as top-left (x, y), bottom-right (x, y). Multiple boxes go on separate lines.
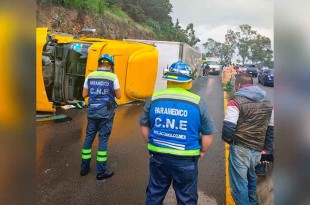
top-left (163, 61), bottom-right (193, 82)
top-left (98, 54), bottom-right (114, 66)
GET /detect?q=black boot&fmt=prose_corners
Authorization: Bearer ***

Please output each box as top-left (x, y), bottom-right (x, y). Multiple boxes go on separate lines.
top-left (96, 170), bottom-right (114, 180)
top-left (80, 169), bottom-right (89, 176)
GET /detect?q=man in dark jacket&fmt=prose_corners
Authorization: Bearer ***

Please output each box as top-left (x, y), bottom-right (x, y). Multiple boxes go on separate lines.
top-left (222, 73), bottom-right (274, 205)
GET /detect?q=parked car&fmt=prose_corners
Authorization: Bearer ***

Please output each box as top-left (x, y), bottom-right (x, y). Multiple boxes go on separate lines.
top-left (246, 67), bottom-right (258, 77)
top-left (258, 69), bottom-right (274, 86)
top-left (240, 64), bottom-right (256, 73)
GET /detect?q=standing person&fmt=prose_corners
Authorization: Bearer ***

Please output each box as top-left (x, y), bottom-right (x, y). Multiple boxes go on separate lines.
top-left (222, 73), bottom-right (274, 205)
top-left (204, 63), bottom-right (210, 77)
top-left (80, 54), bottom-right (121, 180)
top-left (139, 61), bottom-right (217, 205)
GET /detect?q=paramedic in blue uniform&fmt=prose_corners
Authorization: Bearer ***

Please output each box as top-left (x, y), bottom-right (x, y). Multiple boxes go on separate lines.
top-left (139, 61), bottom-right (217, 205)
top-left (80, 54), bottom-right (121, 180)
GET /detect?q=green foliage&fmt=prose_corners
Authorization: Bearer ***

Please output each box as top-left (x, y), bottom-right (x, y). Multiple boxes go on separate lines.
top-left (140, 0), bottom-right (172, 22)
top-left (224, 81), bottom-right (234, 91)
top-left (202, 24), bottom-right (273, 65)
top-left (172, 20), bottom-right (188, 43)
top-left (264, 60), bottom-right (274, 68)
top-left (38, 0), bottom-right (65, 5)
top-left (106, 0), bottom-right (121, 7)
top-left (203, 38), bottom-right (222, 57)
top-left (202, 53), bottom-right (207, 60)
top-left (235, 25), bottom-right (258, 65)
top-left (110, 7), bottom-right (129, 20)
top-left (42, 0), bottom-right (200, 46)
top-left (121, 0), bottom-right (172, 23)
top-left (249, 34), bottom-right (273, 65)
top-left (185, 23), bottom-right (200, 46)
top-left (98, 0), bottom-right (107, 14)
top-left (221, 29), bottom-right (238, 64)
top-left (145, 19), bottom-right (161, 31)
top-left (63, 0), bottom-right (108, 13)
top-left (121, 3), bottom-right (146, 22)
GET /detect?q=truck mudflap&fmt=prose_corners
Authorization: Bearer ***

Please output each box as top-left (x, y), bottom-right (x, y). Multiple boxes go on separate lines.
top-left (36, 28), bottom-right (55, 112)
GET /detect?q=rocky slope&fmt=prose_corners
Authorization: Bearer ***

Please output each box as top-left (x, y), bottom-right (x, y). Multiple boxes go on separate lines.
top-left (37, 3), bottom-right (155, 40)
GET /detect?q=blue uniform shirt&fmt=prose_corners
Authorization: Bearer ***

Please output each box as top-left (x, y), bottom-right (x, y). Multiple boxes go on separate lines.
top-left (139, 87), bottom-right (217, 157)
top-left (84, 69), bottom-right (119, 111)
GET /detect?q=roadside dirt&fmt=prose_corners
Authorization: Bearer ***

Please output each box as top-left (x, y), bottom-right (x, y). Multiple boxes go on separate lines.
top-left (36, 3), bottom-right (155, 40)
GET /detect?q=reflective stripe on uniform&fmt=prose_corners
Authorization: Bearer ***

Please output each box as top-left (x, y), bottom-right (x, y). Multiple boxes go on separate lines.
top-left (148, 143), bottom-right (200, 156)
top-left (96, 150), bottom-right (107, 162)
top-left (97, 150), bottom-right (107, 156)
top-left (96, 156), bottom-right (107, 162)
top-left (152, 87), bottom-right (200, 105)
top-left (88, 71), bottom-right (116, 81)
top-left (88, 75), bottom-right (115, 81)
top-left (82, 148), bottom-right (91, 159)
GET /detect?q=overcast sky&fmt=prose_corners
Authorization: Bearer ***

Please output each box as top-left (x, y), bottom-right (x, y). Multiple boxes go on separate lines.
top-left (169, 0), bottom-right (274, 58)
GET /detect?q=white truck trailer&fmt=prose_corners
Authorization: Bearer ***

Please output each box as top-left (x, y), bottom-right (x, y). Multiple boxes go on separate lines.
top-left (124, 39), bottom-right (203, 91)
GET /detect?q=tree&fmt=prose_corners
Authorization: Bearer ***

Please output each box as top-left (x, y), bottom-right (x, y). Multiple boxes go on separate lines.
top-left (202, 25), bottom-right (273, 66)
top-left (225, 29), bottom-right (238, 48)
top-left (185, 23), bottom-right (200, 46)
top-left (175, 19), bottom-right (181, 30)
top-left (119, 0), bottom-right (142, 22)
top-left (172, 19), bottom-right (188, 43)
top-left (202, 53), bottom-right (207, 61)
top-left (236, 24), bottom-right (257, 65)
top-left (202, 38), bottom-right (221, 57)
top-left (140, 0), bottom-right (172, 22)
top-left (220, 43), bottom-right (232, 65)
top-left (220, 29), bottom-right (238, 64)
top-left (249, 34), bottom-right (273, 66)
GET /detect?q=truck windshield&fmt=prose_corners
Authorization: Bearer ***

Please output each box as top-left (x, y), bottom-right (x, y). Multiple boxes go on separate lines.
top-left (65, 43), bottom-right (91, 102)
top-left (206, 61), bottom-right (219, 65)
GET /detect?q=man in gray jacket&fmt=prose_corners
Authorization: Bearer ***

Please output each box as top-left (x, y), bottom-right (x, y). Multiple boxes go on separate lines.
top-left (222, 73), bottom-right (274, 205)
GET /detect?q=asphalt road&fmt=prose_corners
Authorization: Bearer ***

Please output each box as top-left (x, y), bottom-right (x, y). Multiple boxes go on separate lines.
top-left (254, 77), bottom-right (274, 104)
top-left (254, 76), bottom-right (274, 205)
top-left (37, 75), bottom-right (225, 205)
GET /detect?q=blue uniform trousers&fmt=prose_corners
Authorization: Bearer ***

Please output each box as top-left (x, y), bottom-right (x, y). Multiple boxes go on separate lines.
top-left (229, 142), bottom-right (261, 205)
top-left (81, 107), bottom-right (114, 174)
top-left (146, 153), bottom-right (198, 205)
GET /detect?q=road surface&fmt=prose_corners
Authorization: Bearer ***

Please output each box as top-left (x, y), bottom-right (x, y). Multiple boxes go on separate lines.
top-left (37, 75), bottom-right (274, 204)
top-left (37, 75), bottom-right (225, 205)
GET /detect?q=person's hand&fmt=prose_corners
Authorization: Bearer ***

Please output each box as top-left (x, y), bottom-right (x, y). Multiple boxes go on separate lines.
top-left (260, 151), bottom-right (274, 164)
top-left (199, 151), bottom-right (205, 159)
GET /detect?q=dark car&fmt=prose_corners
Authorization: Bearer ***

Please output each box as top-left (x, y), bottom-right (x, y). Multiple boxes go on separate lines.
top-left (239, 64), bottom-right (255, 73)
top-left (246, 67), bottom-right (258, 77)
top-left (258, 69), bottom-right (274, 86)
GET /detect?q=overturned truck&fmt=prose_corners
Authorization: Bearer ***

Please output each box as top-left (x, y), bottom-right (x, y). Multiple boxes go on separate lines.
top-left (36, 28), bottom-right (158, 112)
top-left (37, 28), bottom-right (202, 113)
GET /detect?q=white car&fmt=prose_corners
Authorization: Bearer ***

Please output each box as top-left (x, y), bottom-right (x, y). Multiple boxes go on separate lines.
top-left (205, 60), bottom-right (221, 75)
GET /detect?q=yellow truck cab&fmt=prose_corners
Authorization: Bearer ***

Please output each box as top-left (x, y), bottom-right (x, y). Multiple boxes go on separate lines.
top-left (36, 28), bottom-right (158, 112)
